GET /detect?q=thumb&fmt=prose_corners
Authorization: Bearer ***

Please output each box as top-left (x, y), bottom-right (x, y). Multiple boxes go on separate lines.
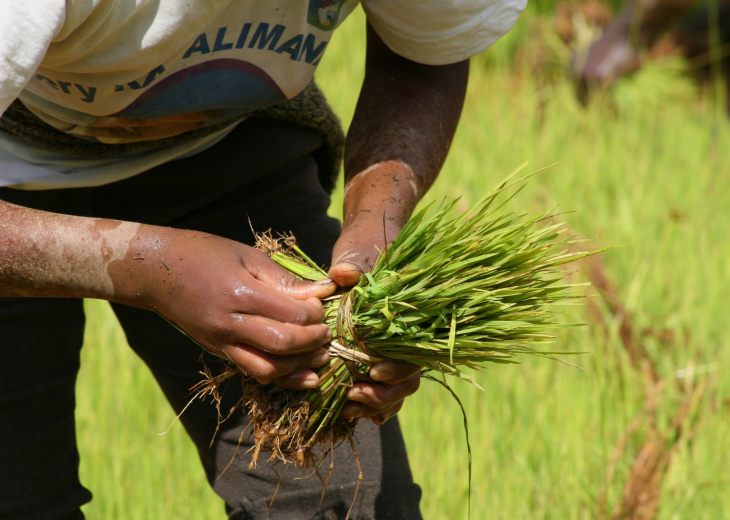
top-left (329, 230), bottom-right (382, 288)
top-left (281, 276), bottom-right (338, 300)
top-left (329, 260), bottom-right (364, 288)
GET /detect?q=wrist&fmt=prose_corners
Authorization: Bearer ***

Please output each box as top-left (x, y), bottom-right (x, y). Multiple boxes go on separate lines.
top-left (331, 161), bottom-right (422, 286)
top-left (106, 225), bottom-right (190, 311)
top-left (342, 160), bottom-right (420, 231)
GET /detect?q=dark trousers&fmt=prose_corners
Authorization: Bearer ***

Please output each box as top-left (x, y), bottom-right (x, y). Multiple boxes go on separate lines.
top-left (0, 119), bottom-right (422, 520)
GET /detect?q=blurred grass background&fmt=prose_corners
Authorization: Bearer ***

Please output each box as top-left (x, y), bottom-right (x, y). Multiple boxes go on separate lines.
top-left (77, 3), bottom-right (730, 519)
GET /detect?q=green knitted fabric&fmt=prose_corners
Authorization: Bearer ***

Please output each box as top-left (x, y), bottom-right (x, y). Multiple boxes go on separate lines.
top-left (0, 81), bottom-right (345, 193)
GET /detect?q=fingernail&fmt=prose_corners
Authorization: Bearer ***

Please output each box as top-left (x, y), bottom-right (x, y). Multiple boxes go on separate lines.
top-left (314, 278), bottom-right (334, 285)
top-left (300, 373), bottom-right (319, 389)
top-left (346, 386), bottom-right (363, 400)
top-left (342, 403), bottom-right (363, 419)
top-left (370, 362), bottom-right (394, 382)
top-left (372, 414), bottom-right (387, 425)
top-left (313, 349), bottom-right (330, 367)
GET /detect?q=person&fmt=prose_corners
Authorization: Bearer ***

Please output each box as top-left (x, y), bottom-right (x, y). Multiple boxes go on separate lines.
top-left (0, 2), bottom-right (525, 519)
top-left (571, 0), bottom-right (730, 106)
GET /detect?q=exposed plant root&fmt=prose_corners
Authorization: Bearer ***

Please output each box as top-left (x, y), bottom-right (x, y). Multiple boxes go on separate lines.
top-left (191, 364), bottom-right (357, 470)
top-left (345, 432), bottom-right (364, 520)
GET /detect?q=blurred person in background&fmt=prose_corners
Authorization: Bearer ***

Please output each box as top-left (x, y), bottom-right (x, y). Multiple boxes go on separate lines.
top-left (571, 0), bottom-right (730, 109)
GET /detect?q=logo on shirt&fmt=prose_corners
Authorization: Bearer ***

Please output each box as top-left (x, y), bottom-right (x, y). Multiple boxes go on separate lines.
top-left (30, 60), bottom-right (287, 144)
top-left (307, 0), bottom-right (347, 31)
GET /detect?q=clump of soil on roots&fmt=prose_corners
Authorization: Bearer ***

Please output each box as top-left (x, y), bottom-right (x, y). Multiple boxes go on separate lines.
top-left (191, 365), bottom-right (358, 471)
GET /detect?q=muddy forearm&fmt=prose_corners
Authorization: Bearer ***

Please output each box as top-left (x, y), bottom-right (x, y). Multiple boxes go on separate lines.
top-left (0, 200), bottom-right (166, 307)
top-left (343, 23), bottom-right (469, 219)
top-left (329, 23), bottom-right (468, 283)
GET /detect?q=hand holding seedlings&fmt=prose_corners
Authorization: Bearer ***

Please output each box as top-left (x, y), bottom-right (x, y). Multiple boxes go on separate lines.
top-left (83, 225), bottom-right (336, 390)
top-left (197, 168), bottom-right (611, 470)
top-left (330, 161), bottom-right (430, 423)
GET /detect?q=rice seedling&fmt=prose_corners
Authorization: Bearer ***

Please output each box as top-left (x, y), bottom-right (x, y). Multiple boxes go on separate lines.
top-left (612, 55), bottom-right (699, 113)
top-left (192, 164), bottom-right (609, 476)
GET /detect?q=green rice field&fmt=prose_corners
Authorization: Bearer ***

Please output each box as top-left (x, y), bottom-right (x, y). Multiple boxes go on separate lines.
top-left (77, 4), bottom-right (730, 519)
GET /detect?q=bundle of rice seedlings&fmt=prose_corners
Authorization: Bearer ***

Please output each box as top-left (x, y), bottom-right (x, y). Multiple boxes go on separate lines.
top-left (194, 167), bottom-right (606, 471)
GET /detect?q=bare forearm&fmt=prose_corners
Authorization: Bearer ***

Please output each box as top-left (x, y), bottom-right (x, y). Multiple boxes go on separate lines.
top-left (0, 199), bottom-right (186, 311)
top-left (340, 22), bottom-right (468, 243)
top-left (345, 23), bottom-right (469, 198)
top-left (0, 200), bottom-right (139, 299)
top-left (330, 24), bottom-right (469, 284)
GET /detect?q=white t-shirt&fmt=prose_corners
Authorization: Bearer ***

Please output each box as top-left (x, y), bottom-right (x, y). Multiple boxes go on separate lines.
top-left (0, 0), bottom-right (525, 189)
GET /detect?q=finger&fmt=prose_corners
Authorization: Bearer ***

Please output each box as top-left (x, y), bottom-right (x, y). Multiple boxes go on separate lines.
top-left (369, 360), bottom-right (422, 384)
top-left (225, 314), bottom-right (332, 355)
top-left (232, 275), bottom-right (328, 326)
top-left (343, 375), bottom-right (420, 414)
top-left (221, 344), bottom-right (330, 388)
top-left (328, 261), bottom-right (363, 288)
top-left (372, 403), bottom-right (403, 426)
top-left (328, 218), bottom-right (400, 288)
top-left (245, 248), bottom-right (337, 300)
top-left (329, 231), bottom-right (382, 288)
top-left (330, 219), bottom-right (391, 289)
top-left (342, 401), bottom-right (403, 424)
top-left (330, 162), bottom-right (419, 287)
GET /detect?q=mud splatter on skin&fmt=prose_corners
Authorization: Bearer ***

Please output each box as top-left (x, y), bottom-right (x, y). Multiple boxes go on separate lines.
top-left (0, 200), bottom-right (139, 299)
top-left (88, 219), bottom-right (123, 240)
top-left (331, 161), bottom-right (422, 285)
